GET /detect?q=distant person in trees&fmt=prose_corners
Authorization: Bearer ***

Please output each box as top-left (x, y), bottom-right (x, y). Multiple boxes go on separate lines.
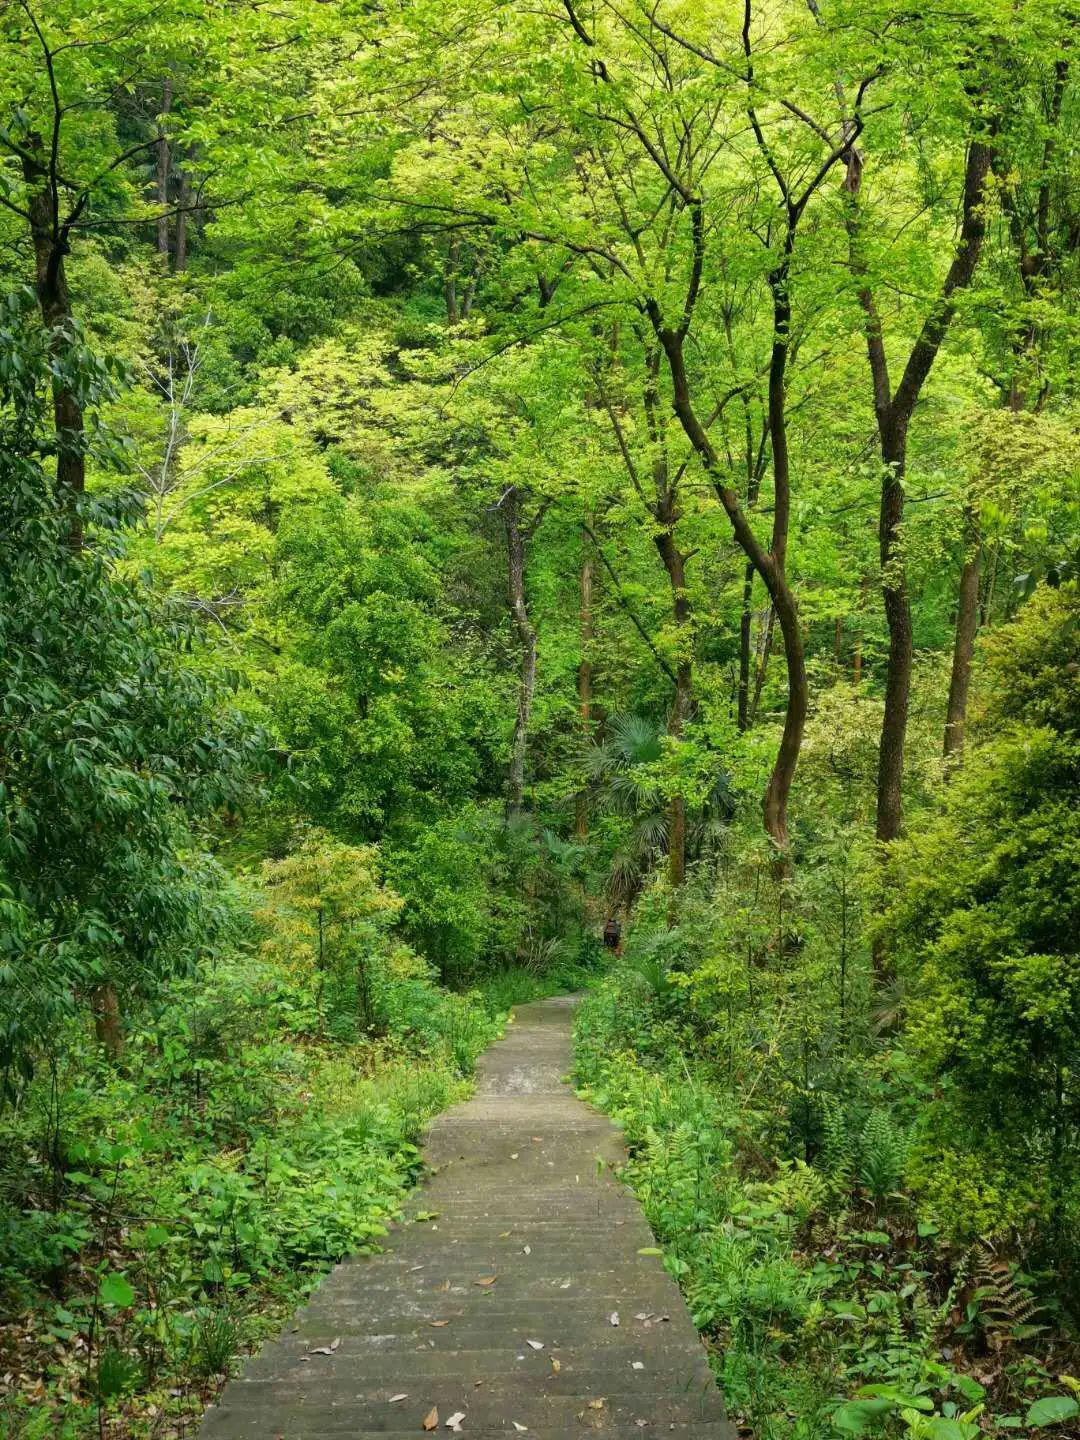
top-left (603, 917), bottom-right (622, 955)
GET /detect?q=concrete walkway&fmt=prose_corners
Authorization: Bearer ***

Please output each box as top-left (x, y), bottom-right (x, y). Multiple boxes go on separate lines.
top-left (200, 995), bottom-right (733, 1439)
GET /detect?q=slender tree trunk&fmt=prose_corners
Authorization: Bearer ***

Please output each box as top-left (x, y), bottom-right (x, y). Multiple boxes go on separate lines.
top-left (852, 575), bottom-right (868, 684)
top-left (750, 604), bottom-right (775, 726)
top-left (876, 422), bottom-right (912, 846)
top-left (851, 138), bottom-right (994, 855)
top-left (944, 511), bottom-right (981, 763)
top-left (92, 984), bottom-right (123, 1061)
top-left (762, 585), bottom-right (807, 855)
top-left (654, 503), bottom-right (693, 898)
top-left (575, 531), bottom-right (594, 839)
top-left (22, 135), bottom-right (84, 549)
top-left (504, 491), bottom-right (537, 818)
top-left (156, 76), bottom-right (173, 259)
top-left (737, 560), bottom-right (755, 730)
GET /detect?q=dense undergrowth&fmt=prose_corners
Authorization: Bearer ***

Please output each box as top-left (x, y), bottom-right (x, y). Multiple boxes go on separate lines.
top-left (0, 889), bottom-right (595, 1439)
top-left (576, 968), bottom-right (1080, 1440)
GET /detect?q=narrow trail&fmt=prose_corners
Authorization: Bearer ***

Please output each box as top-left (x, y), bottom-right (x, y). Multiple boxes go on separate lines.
top-left (200, 995), bottom-right (733, 1439)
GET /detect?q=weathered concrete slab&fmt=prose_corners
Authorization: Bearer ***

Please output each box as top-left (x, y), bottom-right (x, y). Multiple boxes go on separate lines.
top-left (200, 995), bottom-right (733, 1440)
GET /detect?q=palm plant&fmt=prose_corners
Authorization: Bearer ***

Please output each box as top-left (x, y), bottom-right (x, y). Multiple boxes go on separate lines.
top-left (584, 714), bottom-right (734, 903)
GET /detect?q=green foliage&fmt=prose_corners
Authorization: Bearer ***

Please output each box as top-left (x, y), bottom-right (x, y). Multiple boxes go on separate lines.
top-left (883, 584), bottom-right (1080, 1255)
top-left (0, 292), bottom-right (259, 1097)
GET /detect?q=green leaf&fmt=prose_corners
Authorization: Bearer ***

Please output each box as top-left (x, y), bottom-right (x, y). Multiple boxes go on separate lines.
top-left (99, 1273), bottom-right (135, 1308)
top-left (857, 1385), bottom-right (933, 1412)
top-left (832, 1398), bottom-right (894, 1434)
top-left (637, 1246), bottom-right (663, 1256)
top-left (1026, 1397), bottom-right (1080, 1428)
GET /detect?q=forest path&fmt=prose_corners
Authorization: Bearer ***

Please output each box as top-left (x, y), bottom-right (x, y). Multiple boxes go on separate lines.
top-left (199, 995), bottom-right (733, 1440)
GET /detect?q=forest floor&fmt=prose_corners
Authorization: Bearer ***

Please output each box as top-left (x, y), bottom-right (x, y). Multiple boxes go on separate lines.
top-left (199, 996), bottom-right (733, 1440)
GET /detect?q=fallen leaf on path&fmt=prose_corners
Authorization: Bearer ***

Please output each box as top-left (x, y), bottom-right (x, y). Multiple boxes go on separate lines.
top-left (422, 1407), bottom-right (439, 1431)
top-left (587, 1399), bottom-right (606, 1410)
top-left (634, 1313), bottom-right (652, 1322)
top-left (609, 1312), bottom-right (620, 1326)
top-left (430, 1320), bottom-right (450, 1328)
top-left (637, 1247), bottom-right (663, 1256)
top-left (510, 1153), bottom-right (519, 1160)
top-left (307, 1337), bottom-right (341, 1356)
top-left (389, 1394), bottom-right (408, 1404)
top-left (550, 1358), bottom-right (561, 1374)
top-left (436, 1280), bottom-right (451, 1292)
top-left (526, 1339), bottom-right (544, 1350)
top-left (631, 1362), bottom-right (644, 1371)
top-left (498, 1231), bottom-right (511, 1238)
top-left (445, 1411), bottom-right (466, 1431)
top-left (513, 1423), bottom-right (528, 1432)
top-left (474, 1276), bottom-right (497, 1287)
top-left (522, 1245), bottom-right (531, 1255)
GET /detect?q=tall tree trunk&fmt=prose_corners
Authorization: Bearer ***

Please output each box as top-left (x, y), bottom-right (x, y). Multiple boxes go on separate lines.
top-left (503, 490), bottom-right (538, 818)
top-left (944, 515), bottom-right (981, 762)
top-left (852, 575), bottom-right (869, 685)
top-left (849, 138), bottom-right (994, 855)
top-left (876, 420), bottom-right (912, 846)
top-left (156, 76), bottom-right (173, 259)
top-left (575, 530), bottom-right (594, 839)
top-left (92, 983), bottom-right (123, 1061)
top-left (750, 603), bottom-right (775, 725)
top-left (655, 529), bottom-right (692, 896)
top-left (22, 135), bottom-right (84, 551)
top-left (737, 560), bottom-right (755, 730)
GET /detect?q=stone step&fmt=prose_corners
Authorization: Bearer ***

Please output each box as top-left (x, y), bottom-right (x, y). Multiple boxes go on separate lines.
top-left (201, 1391), bottom-right (726, 1434)
top-left (199, 998), bottom-right (729, 1440)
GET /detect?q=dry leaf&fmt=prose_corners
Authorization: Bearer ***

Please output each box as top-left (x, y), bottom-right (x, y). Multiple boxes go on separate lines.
top-left (436, 1280), bottom-right (451, 1292)
top-left (550, 1358), bottom-right (562, 1374)
top-left (430, 1320), bottom-right (450, 1328)
top-left (513, 1423), bottom-right (528, 1433)
top-left (510, 1153), bottom-right (519, 1160)
top-left (307, 1337), bottom-right (341, 1356)
top-left (390, 1394), bottom-right (408, 1403)
top-left (522, 1245), bottom-right (531, 1255)
top-left (587, 1399), bottom-right (606, 1410)
top-left (609, 1312), bottom-right (620, 1326)
top-left (474, 1276), bottom-right (497, 1287)
top-left (631, 1361), bottom-right (644, 1371)
top-left (526, 1339), bottom-right (544, 1350)
top-left (445, 1411), bottom-right (466, 1432)
top-left (422, 1407), bottom-right (439, 1431)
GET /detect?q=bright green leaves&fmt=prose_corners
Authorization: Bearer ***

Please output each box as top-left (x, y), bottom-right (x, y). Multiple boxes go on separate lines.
top-left (98, 1272), bottom-right (135, 1308)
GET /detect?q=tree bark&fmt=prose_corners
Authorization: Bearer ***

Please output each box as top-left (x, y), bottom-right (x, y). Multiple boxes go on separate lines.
top-left (654, 526), bottom-right (692, 894)
top-left (652, 282), bottom-right (807, 858)
top-left (503, 489), bottom-right (540, 818)
top-left (876, 417), bottom-right (913, 847)
top-left (22, 135), bottom-right (84, 551)
top-left (944, 513), bottom-right (981, 762)
top-left (575, 530), bottom-right (594, 839)
top-left (737, 560), bottom-right (755, 730)
top-left (156, 76), bottom-right (173, 259)
top-left (850, 138), bottom-right (994, 848)
top-left (750, 603), bottom-right (775, 724)
top-left (92, 983), bottom-right (123, 1060)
